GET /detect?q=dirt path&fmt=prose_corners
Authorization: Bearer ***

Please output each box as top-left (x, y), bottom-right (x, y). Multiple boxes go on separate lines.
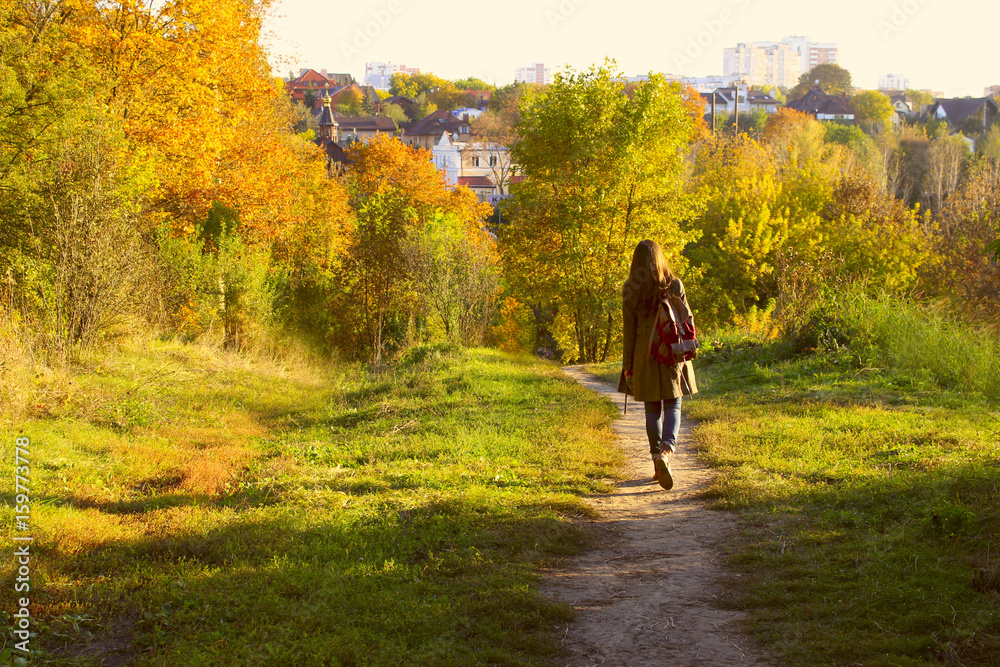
top-left (542, 367), bottom-right (772, 667)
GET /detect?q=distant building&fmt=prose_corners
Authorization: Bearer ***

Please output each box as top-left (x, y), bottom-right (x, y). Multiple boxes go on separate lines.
top-left (707, 88), bottom-right (780, 116)
top-left (285, 69), bottom-right (354, 106)
top-left (682, 74), bottom-right (741, 92)
top-left (785, 85), bottom-right (855, 121)
top-left (431, 132), bottom-right (515, 200)
top-left (779, 36), bottom-right (839, 75)
top-left (699, 91), bottom-right (727, 117)
top-left (925, 97), bottom-right (998, 134)
top-left (723, 42), bottom-right (801, 89)
top-left (879, 74), bottom-right (910, 91)
top-left (985, 85), bottom-right (1000, 99)
top-left (515, 63), bottom-right (551, 85)
top-left (403, 109), bottom-right (472, 151)
top-left (315, 95), bottom-right (398, 148)
top-left (451, 108), bottom-right (485, 121)
top-left (364, 62), bottom-right (420, 91)
top-left (883, 92), bottom-right (915, 122)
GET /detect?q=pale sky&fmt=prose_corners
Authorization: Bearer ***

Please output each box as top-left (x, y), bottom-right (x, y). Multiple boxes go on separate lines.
top-left (263, 0), bottom-right (998, 97)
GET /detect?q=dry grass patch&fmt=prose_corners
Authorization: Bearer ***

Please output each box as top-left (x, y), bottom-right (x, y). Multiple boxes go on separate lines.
top-left (180, 444), bottom-right (257, 495)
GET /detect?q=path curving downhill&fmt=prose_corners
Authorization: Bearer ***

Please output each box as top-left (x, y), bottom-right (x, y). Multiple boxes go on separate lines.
top-left (543, 367), bottom-right (772, 667)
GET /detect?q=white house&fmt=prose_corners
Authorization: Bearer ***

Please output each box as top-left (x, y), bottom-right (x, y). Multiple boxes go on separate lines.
top-left (711, 87), bottom-right (781, 115)
top-left (431, 133), bottom-right (515, 200)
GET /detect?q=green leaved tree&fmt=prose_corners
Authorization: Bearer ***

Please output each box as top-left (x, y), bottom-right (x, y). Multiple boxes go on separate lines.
top-left (851, 90), bottom-right (895, 135)
top-left (501, 61), bottom-right (701, 363)
top-left (789, 64), bottom-right (853, 101)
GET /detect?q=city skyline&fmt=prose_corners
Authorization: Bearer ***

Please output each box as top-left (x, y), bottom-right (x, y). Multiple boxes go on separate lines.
top-left (264, 0), bottom-right (998, 97)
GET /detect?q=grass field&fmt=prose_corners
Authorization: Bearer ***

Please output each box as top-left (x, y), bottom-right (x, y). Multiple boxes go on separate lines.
top-left (688, 335), bottom-right (1000, 666)
top-left (0, 342), bottom-right (623, 666)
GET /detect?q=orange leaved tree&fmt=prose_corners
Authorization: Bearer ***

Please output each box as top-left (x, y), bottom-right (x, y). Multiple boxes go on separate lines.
top-left (342, 135), bottom-right (493, 360)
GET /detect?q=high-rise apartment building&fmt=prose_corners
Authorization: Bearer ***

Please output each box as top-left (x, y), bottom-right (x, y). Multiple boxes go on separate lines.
top-left (515, 63), bottom-right (551, 86)
top-left (723, 42), bottom-right (801, 89)
top-left (879, 74), bottom-right (910, 91)
top-left (779, 36), bottom-right (839, 76)
top-left (364, 62), bottom-right (420, 90)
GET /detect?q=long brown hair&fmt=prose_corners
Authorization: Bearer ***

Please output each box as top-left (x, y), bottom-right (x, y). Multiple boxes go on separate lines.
top-left (622, 239), bottom-right (675, 314)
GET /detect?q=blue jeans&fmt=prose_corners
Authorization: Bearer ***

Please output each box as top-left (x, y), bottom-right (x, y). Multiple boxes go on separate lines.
top-left (644, 398), bottom-right (682, 456)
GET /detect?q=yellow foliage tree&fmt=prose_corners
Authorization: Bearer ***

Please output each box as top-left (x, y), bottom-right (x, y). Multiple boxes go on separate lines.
top-left (503, 62), bottom-right (700, 363)
top-left (341, 135), bottom-right (492, 359)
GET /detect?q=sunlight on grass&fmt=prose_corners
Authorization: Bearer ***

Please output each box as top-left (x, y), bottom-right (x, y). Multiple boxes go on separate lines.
top-left (688, 330), bottom-right (1000, 665)
top-left (0, 341), bottom-right (622, 665)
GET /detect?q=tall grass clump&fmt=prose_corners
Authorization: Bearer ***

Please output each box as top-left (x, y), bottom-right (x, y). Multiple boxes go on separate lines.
top-left (817, 288), bottom-right (1000, 400)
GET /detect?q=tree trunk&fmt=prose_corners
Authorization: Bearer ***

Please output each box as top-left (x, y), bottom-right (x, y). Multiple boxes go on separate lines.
top-left (599, 312), bottom-right (613, 362)
top-left (575, 308), bottom-right (586, 362)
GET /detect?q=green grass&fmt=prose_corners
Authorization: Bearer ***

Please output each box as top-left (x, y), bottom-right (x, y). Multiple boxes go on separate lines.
top-left (580, 362), bottom-right (620, 387)
top-left (824, 291), bottom-right (1000, 401)
top-left (0, 341), bottom-right (623, 666)
top-left (688, 330), bottom-right (1000, 666)
top-left (587, 290), bottom-right (1000, 664)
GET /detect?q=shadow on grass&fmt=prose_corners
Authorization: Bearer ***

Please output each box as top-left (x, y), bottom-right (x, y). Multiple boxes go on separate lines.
top-left (33, 496), bottom-right (587, 666)
top-left (728, 460), bottom-right (1000, 663)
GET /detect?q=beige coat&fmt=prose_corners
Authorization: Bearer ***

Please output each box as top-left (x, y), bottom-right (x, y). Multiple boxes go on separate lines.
top-left (619, 278), bottom-right (698, 402)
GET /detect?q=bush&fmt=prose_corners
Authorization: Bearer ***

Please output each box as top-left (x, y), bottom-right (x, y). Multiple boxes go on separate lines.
top-left (6, 123), bottom-right (156, 358)
top-left (802, 289), bottom-right (1000, 399)
top-left (158, 204), bottom-right (277, 350)
top-left (489, 297), bottom-right (536, 354)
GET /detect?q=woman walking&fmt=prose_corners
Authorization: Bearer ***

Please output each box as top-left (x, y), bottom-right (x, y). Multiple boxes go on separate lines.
top-left (620, 239), bottom-right (698, 491)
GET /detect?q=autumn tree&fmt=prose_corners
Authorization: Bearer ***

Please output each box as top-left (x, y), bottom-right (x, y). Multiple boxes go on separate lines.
top-left (923, 157), bottom-right (1000, 315)
top-left (452, 77), bottom-right (494, 92)
top-left (342, 135), bottom-right (491, 359)
top-left (1, 0), bottom-right (105, 246)
top-left (503, 62), bottom-right (700, 363)
top-left (379, 102), bottom-right (408, 124)
top-left (488, 82), bottom-right (535, 112)
top-left (685, 136), bottom-right (807, 327)
top-left (402, 212), bottom-right (500, 345)
top-left (336, 88), bottom-right (364, 116)
top-left (906, 89), bottom-right (936, 114)
top-left (764, 109), bottom-right (830, 169)
top-left (71, 0), bottom-right (286, 231)
top-left (2, 0), bottom-right (356, 353)
top-left (851, 90), bottom-right (895, 135)
top-left (922, 134), bottom-right (971, 216)
top-left (789, 64), bottom-right (853, 100)
top-left (822, 170), bottom-right (929, 292)
top-left (687, 121), bottom-right (926, 330)
top-left (389, 72), bottom-right (475, 112)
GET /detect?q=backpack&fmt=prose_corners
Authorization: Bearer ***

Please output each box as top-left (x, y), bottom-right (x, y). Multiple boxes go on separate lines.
top-left (646, 291), bottom-right (699, 364)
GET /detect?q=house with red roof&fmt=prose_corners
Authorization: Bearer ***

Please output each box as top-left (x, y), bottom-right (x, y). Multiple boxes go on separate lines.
top-left (285, 69), bottom-right (353, 105)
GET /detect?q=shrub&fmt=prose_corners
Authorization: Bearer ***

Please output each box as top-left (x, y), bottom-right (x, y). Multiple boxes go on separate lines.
top-left (818, 289), bottom-right (1000, 399)
top-left (14, 123), bottom-right (156, 358)
top-left (158, 204), bottom-right (277, 350)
